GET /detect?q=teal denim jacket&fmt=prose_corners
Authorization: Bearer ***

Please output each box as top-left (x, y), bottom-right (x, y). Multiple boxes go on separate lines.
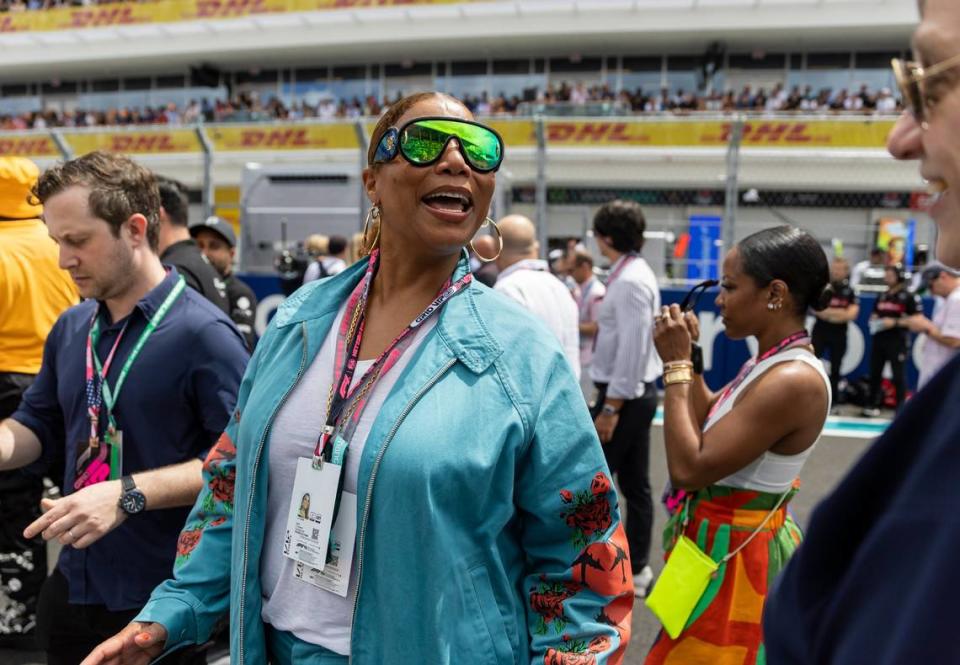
top-left (137, 252), bottom-right (634, 664)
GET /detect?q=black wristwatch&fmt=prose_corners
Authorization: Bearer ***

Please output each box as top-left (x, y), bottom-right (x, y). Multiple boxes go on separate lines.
top-left (118, 475), bottom-right (147, 515)
top-left (691, 343), bottom-right (704, 375)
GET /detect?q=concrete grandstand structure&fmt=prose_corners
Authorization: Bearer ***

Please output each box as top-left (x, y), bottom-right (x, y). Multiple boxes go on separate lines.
top-left (0, 0), bottom-right (929, 270)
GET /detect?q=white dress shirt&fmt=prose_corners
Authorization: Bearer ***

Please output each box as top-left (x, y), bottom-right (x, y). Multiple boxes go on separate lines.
top-left (590, 253), bottom-right (662, 399)
top-left (575, 276), bottom-right (606, 366)
top-left (495, 259), bottom-right (581, 378)
top-left (919, 286), bottom-right (960, 388)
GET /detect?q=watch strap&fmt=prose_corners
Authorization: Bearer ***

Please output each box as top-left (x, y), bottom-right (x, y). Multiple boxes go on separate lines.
top-left (121, 475), bottom-right (135, 493)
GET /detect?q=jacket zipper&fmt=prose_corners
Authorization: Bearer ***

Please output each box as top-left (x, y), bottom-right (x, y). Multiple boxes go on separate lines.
top-left (238, 322), bottom-right (310, 665)
top-left (348, 357), bottom-right (457, 663)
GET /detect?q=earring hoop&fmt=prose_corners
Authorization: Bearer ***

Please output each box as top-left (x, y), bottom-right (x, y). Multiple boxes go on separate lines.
top-left (470, 217), bottom-right (503, 263)
top-left (361, 205), bottom-right (381, 255)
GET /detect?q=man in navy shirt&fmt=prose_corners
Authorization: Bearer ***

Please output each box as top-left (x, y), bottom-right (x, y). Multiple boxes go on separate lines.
top-left (764, 1), bottom-right (960, 661)
top-left (0, 151), bottom-right (248, 665)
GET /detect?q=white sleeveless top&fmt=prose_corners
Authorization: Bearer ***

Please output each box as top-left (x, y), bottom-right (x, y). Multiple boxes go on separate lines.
top-left (706, 348), bottom-right (831, 493)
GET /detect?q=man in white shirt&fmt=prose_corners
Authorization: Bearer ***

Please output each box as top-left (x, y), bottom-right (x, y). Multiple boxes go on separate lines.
top-left (589, 200), bottom-right (661, 599)
top-left (571, 251), bottom-right (605, 398)
top-left (909, 264), bottom-right (960, 388)
top-left (494, 215), bottom-right (580, 378)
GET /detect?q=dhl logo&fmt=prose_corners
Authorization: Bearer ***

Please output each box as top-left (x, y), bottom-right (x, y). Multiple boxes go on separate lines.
top-left (720, 122), bottom-right (817, 144)
top-left (69, 6), bottom-right (138, 28)
top-left (109, 135), bottom-right (179, 152)
top-left (239, 129), bottom-right (316, 148)
top-left (0, 16), bottom-right (24, 33)
top-left (0, 138), bottom-right (56, 156)
top-left (546, 123), bottom-right (651, 144)
top-left (196, 0), bottom-right (268, 18)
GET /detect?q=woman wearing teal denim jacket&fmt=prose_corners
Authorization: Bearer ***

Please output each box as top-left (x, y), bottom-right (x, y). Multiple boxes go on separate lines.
top-left (82, 93), bottom-right (632, 665)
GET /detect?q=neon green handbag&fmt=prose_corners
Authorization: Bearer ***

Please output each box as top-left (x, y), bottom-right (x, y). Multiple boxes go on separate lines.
top-left (644, 534), bottom-right (718, 639)
top-left (645, 488), bottom-right (791, 639)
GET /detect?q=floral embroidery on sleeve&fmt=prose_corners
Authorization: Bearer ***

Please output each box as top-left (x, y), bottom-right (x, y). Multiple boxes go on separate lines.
top-left (530, 576), bottom-right (583, 635)
top-left (544, 635), bottom-right (612, 664)
top-left (560, 472), bottom-right (613, 549)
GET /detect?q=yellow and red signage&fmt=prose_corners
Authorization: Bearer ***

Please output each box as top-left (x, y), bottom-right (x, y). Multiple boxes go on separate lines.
top-left (0, 0), bottom-right (482, 33)
top-left (62, 129), bottom-right (202, 155)
top-left (0, 135), bottom-right (59, 157)
top-left (540, 119), bottom-right (895, 149)
top-left (0, 118), bottom-right (896, 158)
top-left (208, 123), bottom-right (360, 151)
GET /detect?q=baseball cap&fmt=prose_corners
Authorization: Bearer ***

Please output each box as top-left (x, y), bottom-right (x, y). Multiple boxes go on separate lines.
top-left (0, 157), bottom-right (42, 220)
top-left (190, 215), bottom-right (236, 248)
top-left (920, 262), bottom-right (960, 289)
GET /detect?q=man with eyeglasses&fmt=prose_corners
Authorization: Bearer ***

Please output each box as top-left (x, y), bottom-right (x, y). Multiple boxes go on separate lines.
top-left (763, 1), bottom-right (960, 661)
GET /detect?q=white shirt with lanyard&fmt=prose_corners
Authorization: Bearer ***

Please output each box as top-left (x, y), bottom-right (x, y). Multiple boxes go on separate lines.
top-left (261, 249), bottom-right (467, 653)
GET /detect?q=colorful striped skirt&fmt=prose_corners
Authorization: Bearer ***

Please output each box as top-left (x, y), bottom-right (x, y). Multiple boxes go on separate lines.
top-left (644, 483), bottom-right (803, 665)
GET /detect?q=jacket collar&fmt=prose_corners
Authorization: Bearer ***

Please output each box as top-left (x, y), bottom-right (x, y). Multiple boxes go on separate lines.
top-left (273, 250), bottom-right (502, 374)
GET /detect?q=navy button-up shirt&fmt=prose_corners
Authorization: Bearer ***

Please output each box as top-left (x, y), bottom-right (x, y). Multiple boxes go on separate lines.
top-left (13, 269), bottom-right (249, 611)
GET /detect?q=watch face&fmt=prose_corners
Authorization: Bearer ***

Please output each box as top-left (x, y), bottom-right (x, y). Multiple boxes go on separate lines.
top-left (121, 490), bottom-right (146, 514)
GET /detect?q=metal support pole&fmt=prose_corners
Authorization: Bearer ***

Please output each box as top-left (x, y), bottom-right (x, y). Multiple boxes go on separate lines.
top-left (195, 126), bottom-right (215, 220)
top-left (722, 117), bottom-right (744, 253)
top-left (534, 115), bottom-right (548, 258)
top-left (49, 130), bottom-right (73, 160)
top-left (354, 120), bottom-right (369, 230)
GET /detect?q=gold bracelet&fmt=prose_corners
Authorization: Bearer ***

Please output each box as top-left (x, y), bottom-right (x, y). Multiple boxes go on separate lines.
top-left (663, 369), bottom-right (693, 386)
top-left (663, 360), bottom-right (694, 372)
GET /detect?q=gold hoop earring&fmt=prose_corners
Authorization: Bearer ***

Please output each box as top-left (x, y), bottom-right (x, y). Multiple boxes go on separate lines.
top-left (361, 205), bottom-right (381, 255)
top-left (470, 217), bottom-right (503, 263)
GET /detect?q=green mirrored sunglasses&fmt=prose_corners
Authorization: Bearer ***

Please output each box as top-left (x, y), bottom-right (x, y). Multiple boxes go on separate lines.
top-left (372, 116), bottom-right (504, 173)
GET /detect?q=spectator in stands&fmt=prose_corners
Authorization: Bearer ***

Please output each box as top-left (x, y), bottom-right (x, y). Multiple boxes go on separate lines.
top-left (0, 157), bottom-right (78, 648)
top-left (811, 257), bottom-right (859, 409)
top-left (155, 176), bottom-right (229, 314)
top-left (909, 263), bottom-right (960, 388)
top-left (590, 199), bottom-right (661, 598)
top-left (863, 263), bottom-right (920, 416)
top-left (0, 151), bottom-right (248, 665)
top-left (190, 216), bottom-right (258, 351)
top-left (494, 214), bottom-right (580, 377)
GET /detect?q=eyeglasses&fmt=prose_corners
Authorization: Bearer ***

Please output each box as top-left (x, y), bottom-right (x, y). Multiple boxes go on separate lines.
top-left (892, 53), bottom-right (960, 123)
top-left (372, 116), bottom-right (504, 173)
top-left (679, 279), bottom-right (718, 312)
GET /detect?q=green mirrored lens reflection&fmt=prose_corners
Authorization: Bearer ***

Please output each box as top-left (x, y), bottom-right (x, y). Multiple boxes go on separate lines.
top-left (401, 119), bottom-right (501, 171)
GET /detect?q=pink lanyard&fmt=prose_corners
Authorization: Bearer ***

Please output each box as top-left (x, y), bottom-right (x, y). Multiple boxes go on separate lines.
top-left (315, 248), bottom-right (472, 464)
top-left (706, 330), bottom-right (811, 421)
top-left (84, 317), bottom-right (130, 443)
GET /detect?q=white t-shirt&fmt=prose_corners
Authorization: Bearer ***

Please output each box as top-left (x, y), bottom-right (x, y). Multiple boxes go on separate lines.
top-left (494, 259), bottom-right (580, 378)
top-left (260, 301), bottom-right (436, 654)
top-left (919, 287), bottom-right (960, 388)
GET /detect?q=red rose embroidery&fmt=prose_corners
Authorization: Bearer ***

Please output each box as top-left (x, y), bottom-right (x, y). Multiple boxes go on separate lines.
top-left (560, 473), bottom-right (615, 548)
top-left (210, 468), bottom-right (235, 504)
top-left (544, 651), bottom-right (596, 665)
top-left (530, 581), bottom-right (581, 635)
top-left (590, 472), bottom-right (610, 496)
top-left (210, 517), bottom-right (227, 527)
top-left (177, 529), bottom-right (202, 558)
top-left (566, 497), bottom-right (611, 538)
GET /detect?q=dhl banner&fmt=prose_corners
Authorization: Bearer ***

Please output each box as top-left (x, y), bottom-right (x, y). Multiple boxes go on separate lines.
top-left (62, 129), bottom-right (201, 155)
top-left (542, 119), bottom-right (896, 149)
top-left (0, 134), bottom-right (59, 158)
top-left (0, 119), bottom-right (898, 158)
top-left (208, 123), bottom-right (360, 151)
top-left (0, 0), bottom-right (484, 34)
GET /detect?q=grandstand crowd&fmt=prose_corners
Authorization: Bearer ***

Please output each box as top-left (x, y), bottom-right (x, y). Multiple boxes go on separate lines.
top-left (0, 81), bottom-right (902, 131)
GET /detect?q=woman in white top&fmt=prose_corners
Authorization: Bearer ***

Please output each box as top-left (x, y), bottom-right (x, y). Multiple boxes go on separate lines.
top-left (645, 225), bottom-right (832, 665)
